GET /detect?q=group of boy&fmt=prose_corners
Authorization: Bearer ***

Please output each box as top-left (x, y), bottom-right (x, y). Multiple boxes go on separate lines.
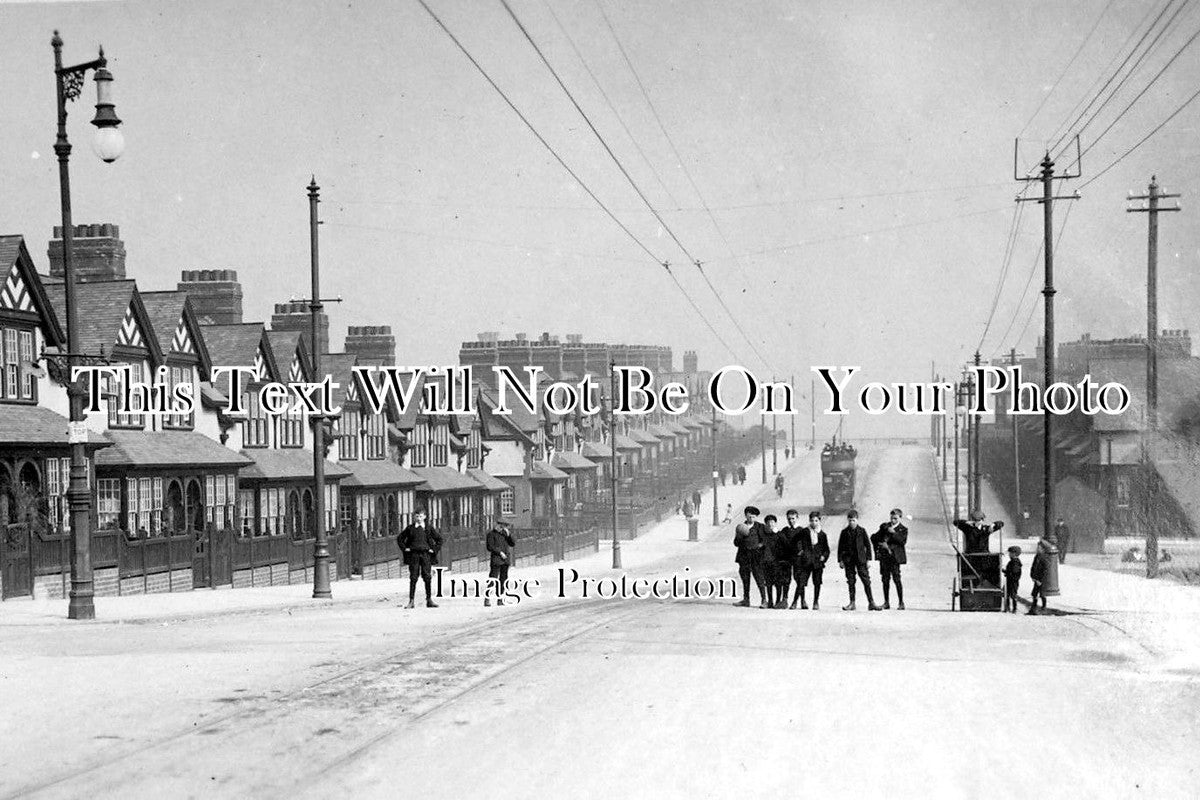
top-left (732, 505), bottom-right (909, 611)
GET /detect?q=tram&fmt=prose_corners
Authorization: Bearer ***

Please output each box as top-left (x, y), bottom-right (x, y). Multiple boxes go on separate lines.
top-left (820, 430), bottom-right (856, 514)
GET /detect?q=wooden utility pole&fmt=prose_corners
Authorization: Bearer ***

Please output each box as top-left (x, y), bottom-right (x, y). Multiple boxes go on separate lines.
top-left (790, 374), bottom-right (796, 458)
top-left (1011, 348), bottom-right (1022, 536)
top-left (1016, 143), bottom-right (1080, 549)
top-left (1128, 176), bottom-right (1180, 579)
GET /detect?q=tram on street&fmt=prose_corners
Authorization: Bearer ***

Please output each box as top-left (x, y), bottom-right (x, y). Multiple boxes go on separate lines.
top-left (820, 431), bottom-right (856, 514)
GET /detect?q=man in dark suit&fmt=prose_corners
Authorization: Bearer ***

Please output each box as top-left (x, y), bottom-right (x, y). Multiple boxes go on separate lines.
top-left (761, 514), bottom-right (793, 608)
top-left (953, 510), bottom-right (1005, 553)
top-left (398, 509), bottom-right (443, 609)
top-left (790, 510), bottom-right (830, 610)
top-left (871, 507), bottom-right (909, 610)
top-left (732, 505), bottom-right (768, 608)
top-left (837, 509), bottom-right (880, 611)
top-left (1054, 517), bottom-right (1071, 563)
top-left (484, 518), bottom-right (516, 607)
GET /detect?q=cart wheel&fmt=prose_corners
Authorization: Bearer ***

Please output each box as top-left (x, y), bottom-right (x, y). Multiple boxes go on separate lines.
top-left (951, 575), bottom-right (960, 611)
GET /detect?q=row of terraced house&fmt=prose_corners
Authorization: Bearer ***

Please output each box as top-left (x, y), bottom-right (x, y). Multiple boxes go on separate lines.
top-left (0, 224), bottom-right (757, 600)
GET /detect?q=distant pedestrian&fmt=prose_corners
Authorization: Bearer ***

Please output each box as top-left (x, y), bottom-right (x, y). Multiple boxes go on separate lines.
top-left (1028, 540), bottom-right (1051, 615)
top-left (1054, 517), bottom-right (1071, 563)
top-left (737, 465), bottom-right (747, 485)
top-left (682, 498), bottom-right (695, 519)
top-left (871, 508), bottom-right (908, 610)
top-left (1003, 545), bottom-right (1022, 613)
top-left (722, 503), bottom-right (732, 524)
top-left (484, 518), bottom-right (515, 607)
top-left (732, 505), bottom-right (768, 608)
top-left (784, 447), bottom-right (790, 460)
top-left (398, 509), bottom-right (443, 609)
top-left (837, 509), bottom-right (879, 611)
top-left (692, 490), bottom-right (702, 516)
top-left (719, 466), bottom-right (728, 486)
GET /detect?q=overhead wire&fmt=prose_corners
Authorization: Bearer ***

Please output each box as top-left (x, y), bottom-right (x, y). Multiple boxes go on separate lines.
top-left (974, 200), bottom-right (1026, 354)
top-left (496, 0), bottom-right (769, 368)
top-left (1001, 201), bottom-right (1076, 357)
top-left (539, 0), bottom-right (681, 209)
top-left (413, 0), bottom-right (740, 359)
top-left (589, 0), bottom-right (775, 364)
top-left (1017, 0), bottom-right (1118, 138)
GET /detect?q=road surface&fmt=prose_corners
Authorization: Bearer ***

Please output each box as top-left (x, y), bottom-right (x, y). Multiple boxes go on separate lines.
top-left (3, 445), bottom-right (1197, 799)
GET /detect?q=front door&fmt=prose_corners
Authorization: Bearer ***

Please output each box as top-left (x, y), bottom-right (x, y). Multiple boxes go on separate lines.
top-left (1, 523), bottom-right (32, 599)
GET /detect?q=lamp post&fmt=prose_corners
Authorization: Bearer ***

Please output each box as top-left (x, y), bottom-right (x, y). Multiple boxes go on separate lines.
top-left (954, 383), bottom-right (964, 519)
top-left (52, 31), bottom-right (125, 620)
top-left (307, 178), bottom-right (332, 599)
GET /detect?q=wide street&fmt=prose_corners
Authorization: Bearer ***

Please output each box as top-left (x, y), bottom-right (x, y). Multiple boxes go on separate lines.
top-left (3, 444), bottom-right (1199, 799)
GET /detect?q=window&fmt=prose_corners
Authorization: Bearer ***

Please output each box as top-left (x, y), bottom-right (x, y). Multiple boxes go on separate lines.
top-left (340, 409), bottom-right (361, 461)
top-left (125, 476), bottom-right (163, 535)
top-left (500, 488), bottom-right (514, 516)
top-left (279, 398), bottom-right (304, 448)
top-left (46, 457), bottom-right (70, 531)
top-left (107, 363), bottom-right (145, 428)
top-left (326, 483), bottom-right (339, 531)
top-left (364, 412), bottom-right (386, 460)
top-left (3, 329), bottom-right (17, 398)
top-left (164, 365), bottom-right (194, 429)
top-left (97, 478), bottom-right (120, 530)
top-left (18, 330), bottom-right (34, 399)
top-left (238, 489), bottom-right (255, 537)
top-left (1116, 475), bottom-right (1130, 508)
top-left (431, 422), bottom-right (449, 467)
top-left (467, 428), bottom-right (481, 469)
top-left (410, 421), bottom-right (429, 467)
top-left (0, 326), bottom-right (38, 402)
top-left (260, 487), bottom-right (283, 536)
top-left (205, 474), bottom-right (236, 528)
top-left (243, 391), bottom-right (269, 447)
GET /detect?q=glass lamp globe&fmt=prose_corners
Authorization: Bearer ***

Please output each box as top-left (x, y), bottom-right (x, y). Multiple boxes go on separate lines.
top-left (92, 126), bottom-right (125, 163)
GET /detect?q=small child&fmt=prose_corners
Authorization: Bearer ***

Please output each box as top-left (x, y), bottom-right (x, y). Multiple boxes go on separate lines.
top-left (722, 503), bottom-right (733, 524)
top-left (1028, 540), bottom-right (1051, 615)
top-left (1003, 545), bottom-right (1022, 613)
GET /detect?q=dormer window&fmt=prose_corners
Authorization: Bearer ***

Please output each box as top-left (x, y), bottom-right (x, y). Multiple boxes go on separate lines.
top-left (0, 326), bottom-right (36, 403)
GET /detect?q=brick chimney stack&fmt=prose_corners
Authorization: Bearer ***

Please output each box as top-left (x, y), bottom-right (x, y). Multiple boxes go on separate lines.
top-left (345, 325), bottom-right (396, 365)
top-left (683, 350), bottom-right (698, 375)
top-left (177, 269), bottom-right (243, 324)
top-left (48, 223), bottom-right (126, 282)
top-left (271, 300), bottom-right (328, 358)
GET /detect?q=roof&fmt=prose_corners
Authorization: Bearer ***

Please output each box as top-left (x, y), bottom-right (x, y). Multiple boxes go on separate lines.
top-left (325, 353), bottom-right (360, 407)
top-left (476, 389), bottom-right (535, 444)
top-left (648, 424), bottom-right (675, 439)
top-left (238, 448), bottom-right (350, 481)
top-left (1088, 358), bottom-right (1200, 433)
top-left (629, 430), bottom-right (659, 444)
top-left (266, 330), bottom-right (307, 382)
top-left (613, 433), bottom-right (642, 451)
top-left (202, 323), bottom-right (271, 371)
top-left (0, 405), bottom-right (109, 447)
top-left (682, 418), bottom-right (704, 429)
top-left (580, 441), bottom-right (614, 461)
top-left (466, 467), bottom-right (510, 492)
top-left (529, 461), bottom-right (569, 481)
top-left (478, 387), bottom-right (541, 434)
top-left (0, 236), bottom-right (65, 345)
top-left (340, 458), bottom-right (426, 489)
top-left (43, 279), bottom-right (160, 359)
top-left (97, 430), bottom-right (251, 469)
top-left (394, 373), bottom-right (426, 429)
top-left (664, 421), bottom-right (690, 435)
top-left (410, 465), bottom-right (483, 493)
top-left (551, 451), bottom-right (598, 471)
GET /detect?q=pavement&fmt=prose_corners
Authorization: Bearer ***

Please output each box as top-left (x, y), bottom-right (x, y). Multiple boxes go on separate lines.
top-left (3, 444), bottom-right (1198, 799)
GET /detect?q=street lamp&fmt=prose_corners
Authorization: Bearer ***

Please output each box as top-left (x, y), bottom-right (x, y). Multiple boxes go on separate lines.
top-left (52, 31), bottom-right (125, 620)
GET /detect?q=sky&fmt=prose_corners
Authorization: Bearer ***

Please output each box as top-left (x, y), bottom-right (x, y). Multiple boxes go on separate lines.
top-left (2, 0), bottom-right (1200, 437)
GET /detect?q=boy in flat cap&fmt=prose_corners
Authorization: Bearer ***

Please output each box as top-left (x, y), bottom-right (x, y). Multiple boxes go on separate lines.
top-left (1003, 545), bottom-right (1022, 613)
top-left (837, 509), bottom-right (880, 611)
top-left (484, 518), bottom-right (516, 607)
top-left (733, 505), bottom-right (768, 608)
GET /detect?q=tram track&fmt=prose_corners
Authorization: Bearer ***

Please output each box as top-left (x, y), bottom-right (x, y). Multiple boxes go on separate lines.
top-left (4, 598), bottom-right (642, 799)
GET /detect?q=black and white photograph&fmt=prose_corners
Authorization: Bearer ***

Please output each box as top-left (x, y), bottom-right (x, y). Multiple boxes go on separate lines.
top-left (2, 0), bottom-right (1200, 796)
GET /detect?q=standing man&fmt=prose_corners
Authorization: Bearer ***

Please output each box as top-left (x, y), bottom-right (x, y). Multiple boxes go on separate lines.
top-left (871, 508), bottom-right (908, 610)
top-left (837, 509), bottom-right (879, 611)
top-left (1054, 517), bottom-right (1071, 564)
top-left (484, 518), bottom-right (516, 607)
top-left (398, 509), bottom-right (443, 609)
top-left (692, 489), bottom-right (703, 518)
top-left (953, 510), bottom-right (1005, 553)
top-left (732, 505), bottom-right (768, 608)
top-left (790, 510), bottom-right (830, 610)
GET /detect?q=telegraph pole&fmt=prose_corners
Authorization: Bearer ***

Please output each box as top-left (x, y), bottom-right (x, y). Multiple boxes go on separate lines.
top-left (1128, 176), bottom-right (1180, 579)
top-left (308, 178), bottom-right (332, 600)
top-left (711, 400), bottom-right (718, 527)
top-left (940, 374), bottom-right (948, 482)
top-left (1011, 348), bottom-right (1022, 536)
top-left (972, 350), bottom-right (982, 515)
top-left (790, 374), bottom-right (796, 458)
top-left (953, 380), bottom-right (961, 518)
top-left (610, 361), bottom-right (621, 569)
top-left (1016, 144), bottom-right (1081, 547)
top-left (771, 376), bottom-right (778, 475)
top-left (810, 377), bottom-right (816, 449)
top-left (760, 411), bottom-right (767, 484)
top-left (963, 367), bottom-right (973, 516)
